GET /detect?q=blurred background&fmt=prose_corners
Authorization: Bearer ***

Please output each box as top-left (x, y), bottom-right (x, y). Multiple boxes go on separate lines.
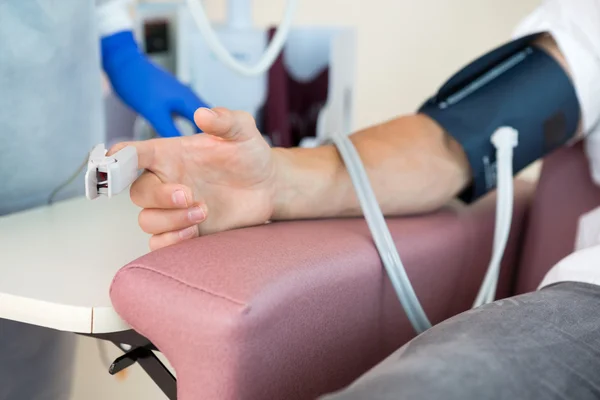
top-left (78, 0), bottom-right (541, 398)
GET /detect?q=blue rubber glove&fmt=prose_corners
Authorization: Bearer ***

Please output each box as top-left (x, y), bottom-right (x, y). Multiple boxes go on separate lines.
top-left (101, 30), bottom-right (209, 137)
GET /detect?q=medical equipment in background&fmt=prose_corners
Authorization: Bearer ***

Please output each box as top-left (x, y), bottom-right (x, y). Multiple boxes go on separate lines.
top-left (184, 0), bottom-right (297, 77)
top-left (131, 0), bottom-right (356, 145)
top-left (85, 144), bottom-right (139, 200)
top-left (175, 0), bottom-right (288, 121)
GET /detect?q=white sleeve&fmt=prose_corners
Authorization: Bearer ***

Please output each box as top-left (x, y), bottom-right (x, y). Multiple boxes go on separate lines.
top-left (96, 0), bottom-right (134, 38)
top-left (513, 0), bottom-right (600, 135)
top-left (539, 244), bottom-right (600, 288)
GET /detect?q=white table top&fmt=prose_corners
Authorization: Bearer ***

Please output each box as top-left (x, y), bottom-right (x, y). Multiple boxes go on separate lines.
top-left (0, 194), bottom-right (150, 334)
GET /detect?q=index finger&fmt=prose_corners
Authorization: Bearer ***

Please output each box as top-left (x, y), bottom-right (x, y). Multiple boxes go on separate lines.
top-left (108, 140), bottom-right (158, 171)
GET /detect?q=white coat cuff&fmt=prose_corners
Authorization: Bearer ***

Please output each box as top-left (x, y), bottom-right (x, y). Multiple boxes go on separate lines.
top-left (512, 17), bottom-right (600, 136)
top-left (96, 0), bottom-right (134, 38)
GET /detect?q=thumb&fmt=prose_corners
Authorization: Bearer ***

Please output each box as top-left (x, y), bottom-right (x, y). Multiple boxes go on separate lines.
top-left (171, 95), bottom-right (209, 133)
top-left (194, 107), bottom-right (258, 142)
top-left (107, 139), bottom-right (159, 171)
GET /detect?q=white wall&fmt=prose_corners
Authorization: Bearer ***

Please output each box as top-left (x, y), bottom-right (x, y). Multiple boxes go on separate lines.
top-left (71, 0), bottom-right (541, 399)
top-left (249, 0), bottom-right (541, 130)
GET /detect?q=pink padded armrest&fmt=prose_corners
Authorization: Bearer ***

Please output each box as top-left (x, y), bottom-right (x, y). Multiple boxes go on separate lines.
top-left (110, 182), bottom-right (532, 400)
top-left (515, 142), bottom-right (600, 294)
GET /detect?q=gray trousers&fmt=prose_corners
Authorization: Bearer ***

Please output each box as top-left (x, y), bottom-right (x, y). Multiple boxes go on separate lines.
top-left (322, 282), bottom-right (600, 400)
top-left (0, 319), bottom-right (75, 400)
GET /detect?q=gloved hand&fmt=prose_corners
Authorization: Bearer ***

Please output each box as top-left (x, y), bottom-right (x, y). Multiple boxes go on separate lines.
top-left (101, 30), bottom-right (209, 137)
top-left (107, 107), bottom-right (277, 251)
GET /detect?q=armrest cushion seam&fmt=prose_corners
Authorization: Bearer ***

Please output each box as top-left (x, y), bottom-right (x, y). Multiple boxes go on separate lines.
top-left (110, 265), bottom-right (249, 308)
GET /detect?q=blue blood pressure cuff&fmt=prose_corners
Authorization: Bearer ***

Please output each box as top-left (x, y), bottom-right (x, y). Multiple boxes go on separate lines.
top-left (418, 33), bottom-right (580, 203)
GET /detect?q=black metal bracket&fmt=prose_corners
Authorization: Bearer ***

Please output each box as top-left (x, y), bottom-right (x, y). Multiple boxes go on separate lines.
top-left (109, 343), bottom-right (177, 400)
top-left (78, 330), bottom-right (178, 399)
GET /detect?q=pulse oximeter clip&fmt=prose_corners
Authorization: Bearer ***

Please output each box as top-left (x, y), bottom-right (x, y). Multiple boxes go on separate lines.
top-left (85, 144), bottom-right (138, 200)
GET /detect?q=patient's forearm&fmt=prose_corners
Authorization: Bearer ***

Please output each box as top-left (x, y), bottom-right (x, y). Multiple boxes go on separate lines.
top-left (271, 114), bottom-right (470, 220)
top-left (270, 34), bottom-right (579, 221)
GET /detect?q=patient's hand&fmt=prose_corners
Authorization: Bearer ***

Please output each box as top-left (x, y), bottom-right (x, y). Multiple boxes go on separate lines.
top-left (108, 107), bottom-right (277, 250)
